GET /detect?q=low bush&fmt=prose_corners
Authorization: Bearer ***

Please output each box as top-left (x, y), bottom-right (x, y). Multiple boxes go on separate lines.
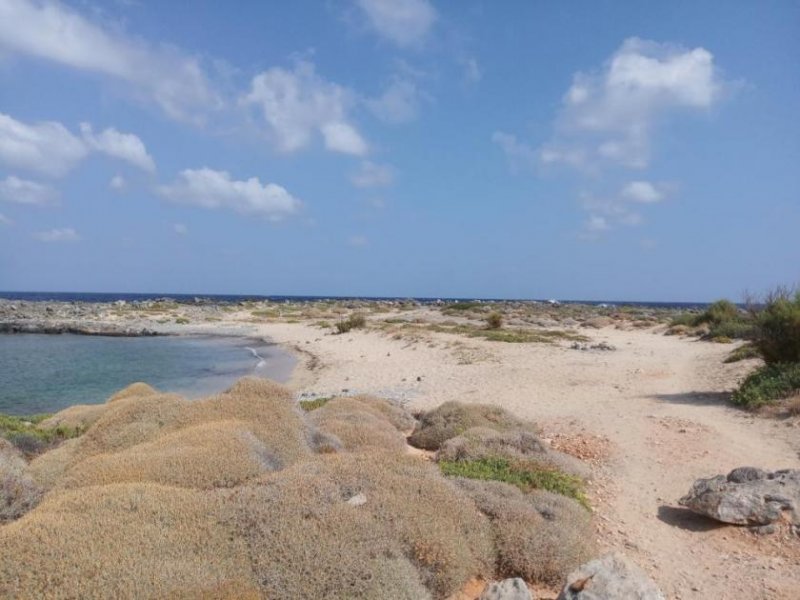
top-left (724, 343), bottom-right (761, 363)
top-left (308, 397), bottom-right (410, 453)
top-left (439, 456), bottom-right (588, 508)
top-left (454, 478), bottom-right (592, 585)
top-left (0, 413), bottom-right (84, 458)
top-left (0, 439), bottom-right (43, 522)
top-left (409, 401), bottom-right (538, 451)
top-left (486, 312), bottom-right (503, 330)
top-left (335, 313), bottom-right (366, 334)
top-left (299, 397), bottom-right (332, 411)
top-left (756, 290), bottom-right (800, 364)
top-left (731, 363), bottom-right (800, 408)
top-left (708, 319), bottom-right (756, 340)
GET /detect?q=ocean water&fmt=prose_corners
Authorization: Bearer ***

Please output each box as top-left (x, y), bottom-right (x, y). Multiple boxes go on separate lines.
top-left (0, 334), bottom-right (296, 415)
top-left (0, 290), bottom-right (710, 309)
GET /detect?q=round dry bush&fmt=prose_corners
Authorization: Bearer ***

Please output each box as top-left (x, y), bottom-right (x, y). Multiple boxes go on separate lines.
top-left (309, 398), bottom-right (409, 452)
top-left (0, 483), bottom-right (256, 599)
top-left (437, 427), bottom-right (590, 480)
top-left (76, 392), bottom-right (188, 459)
top-left (57, 420), bottom-right (278, 490)
top-left (107, 381), bottom-right (158, 403)
top-left (346, 395), bottom-right (417, 432)
top-left (409, 402), bottom-right (538, 451)
top-left (38, 403), bottom-right (108, 431)
top-left (26, 438), bottom-right (80, 490)
top-left (454, 478), bottom-right (593, 585)
top-left (0, 439), bottom-right (43, 522)
top-left (179, 377), bottom-right (312, 468)
top-left (224, 452), bottom-right (495, 599)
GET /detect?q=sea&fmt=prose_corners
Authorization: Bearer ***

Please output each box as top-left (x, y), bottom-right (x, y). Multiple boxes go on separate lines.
top-left (0, 334), bottom-right (295, 416)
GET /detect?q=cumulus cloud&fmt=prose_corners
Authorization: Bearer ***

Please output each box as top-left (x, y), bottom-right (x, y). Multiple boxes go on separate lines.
top-left (0, 113), bottom-right (87, 177)
top-left (540, 38), bottom-right (724, 170)
top-left (242, 60), bottom-right (367, 156)
top-left (80, 124), bottom-right (156, 172)
top-left (33, 227), bottom-right (80, 242)
top-left (0, 175), bottom-right (59, 205)
top-left (173, 223), bottom-right (188, 235)
top-left (355, 0), bottom-right (436, 47)
top-left (0, 113), bottom-right (154, 177)
top-left (0, 0), bottom-right (220, 123)
top-left (367, 78), bottom-right (421, 123)
top-left (351, 161), bottom-right (394, 188)
top-left (158, 168), bottom-right (301, 220)
top-left (585, 215), bottom-right (609, 232)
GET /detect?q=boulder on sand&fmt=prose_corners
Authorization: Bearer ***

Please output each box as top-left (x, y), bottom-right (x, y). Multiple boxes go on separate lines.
top-left (679, 467), bottom-right (800, 526)
top-left (557, 553), bottom-right (665, 600)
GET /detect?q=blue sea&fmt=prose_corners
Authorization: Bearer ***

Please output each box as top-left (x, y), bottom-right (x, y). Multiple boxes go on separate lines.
top-left (0, 334), bottom-right (295, 416)
top-left (0, 290), bottom-right (710, 310)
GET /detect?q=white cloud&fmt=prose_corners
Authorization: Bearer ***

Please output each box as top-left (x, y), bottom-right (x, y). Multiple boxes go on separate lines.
top-left (109, 174), bottom-right (126, 190)
top-left (347, 234), bottom-right (369, 247)
top-left (0, 113), bottom-right (87, 177)
top-left (173, 223), bottom-right (188, 235)
top-left (0, 112), bottom-right (154, 177)
top-left (355, 0), bottom-right (436, 47)
top-left (367, 78), bottom-right (421, 123)
top-left (492, 131), bottom-right (538, 172)
top-left (351, 161), bottom-right (394, 188)
top-left (0, 0), bottom-right (220, 123)
top-left (80, 123), bottom-right (155, 172)
top-left (0, 175), bottom-right (58, 205)
top-left (33, 227), bottom-right (80, 242)
top-left (0, 213), bottom-right (12, 226)
top-left (621, 180), bottom-right (664, 203)
top-left (158, 168), bottom-right (301, 220)
top-left (242, 60), bottom-right (367, 156)
top-left (540, 38), bottom-right (724, 170)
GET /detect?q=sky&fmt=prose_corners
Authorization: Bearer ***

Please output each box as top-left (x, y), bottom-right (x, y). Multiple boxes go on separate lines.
top-left (0, 0), bottom-right (798, 301)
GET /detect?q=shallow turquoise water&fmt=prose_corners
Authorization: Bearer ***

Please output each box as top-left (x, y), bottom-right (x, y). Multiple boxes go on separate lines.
top-left (0, 334), bottom-right (295, 415)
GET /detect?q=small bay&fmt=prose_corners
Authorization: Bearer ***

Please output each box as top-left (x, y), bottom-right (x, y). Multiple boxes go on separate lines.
top-left (0, 333), bottom-right (295, 415)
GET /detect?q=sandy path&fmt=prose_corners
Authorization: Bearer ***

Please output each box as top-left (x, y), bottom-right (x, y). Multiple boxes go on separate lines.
top-left (252, 319), bottom-right (799, 599)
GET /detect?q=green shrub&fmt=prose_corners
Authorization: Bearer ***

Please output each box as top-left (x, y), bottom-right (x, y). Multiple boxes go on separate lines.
top-left (335, 313), bottom-right (366, 334)
top-left (724, 343), bottom-right (761, 363)
top-left (731, 363), bottom-right (800, 408)
top-left (708, 319), bottom-right (756, 340)
top-left (698, 299), bottom-right (740, 325)
top-left (0, 413), bottom-right (84, 458)
top-left (299, 397), bottom-right (332, 411)
top-left (446, 302), bottom-right (480, 311)
top-left (486, 312), bottom-right (503, 330)
top-left (439, 457), bottom-right (588, 508)
top-left (756, 291), bottom-right (800, 364)
top-left (669, 312), bottom-right (699, 327)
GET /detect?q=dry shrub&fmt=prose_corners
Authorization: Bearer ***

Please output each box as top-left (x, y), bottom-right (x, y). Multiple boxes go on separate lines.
top-left (27, 438), bottom-right (81, 490)
top-left (0, 439), bottom-right (42, 522)
top-left (454, 478), bottom-right (593, 585)
top-left (224, 452), bottom-right (495, 599)
top-left (409, 402), bottom-right (538, 451)
top-left (0, 483), bottom-right (255, 599)
top-left (437, 427), bottom-right (589, 480)
top-left (107, 381), bottom-right (158, 403)
top-left (38, 403), bottom-right (108, 431)
top-left (57, 420), bottom-right (277, 490)
top-left (309, 396), bottom-right (413, 452)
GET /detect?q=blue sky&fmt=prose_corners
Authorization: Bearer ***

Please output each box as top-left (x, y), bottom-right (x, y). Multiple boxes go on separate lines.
top-left (0, 0), bottom-right (798, 301)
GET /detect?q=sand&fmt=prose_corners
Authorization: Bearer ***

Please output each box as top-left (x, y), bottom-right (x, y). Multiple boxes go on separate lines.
top-left (245, 315), bottom-right (799, 600)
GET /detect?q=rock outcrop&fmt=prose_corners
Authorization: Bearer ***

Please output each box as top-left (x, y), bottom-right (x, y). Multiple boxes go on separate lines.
top-left (679, 467), bottom-right (800, 525)
top-left (479, 578), bottom-right (532, 600)
top-left (557, 553), bottom-right (665, 600)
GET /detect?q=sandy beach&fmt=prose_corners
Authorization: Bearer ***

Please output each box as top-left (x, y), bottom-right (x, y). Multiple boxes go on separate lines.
top-left (246, 310), bottom-right (798, 599)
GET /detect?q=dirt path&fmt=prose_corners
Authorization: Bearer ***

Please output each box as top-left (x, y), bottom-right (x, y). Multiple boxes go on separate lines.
top-left (257, 321), bottom-right (799, 599)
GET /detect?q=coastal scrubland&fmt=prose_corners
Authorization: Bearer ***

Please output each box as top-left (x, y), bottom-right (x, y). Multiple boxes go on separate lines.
top-left (0, 378), bottom-right (595, 599)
